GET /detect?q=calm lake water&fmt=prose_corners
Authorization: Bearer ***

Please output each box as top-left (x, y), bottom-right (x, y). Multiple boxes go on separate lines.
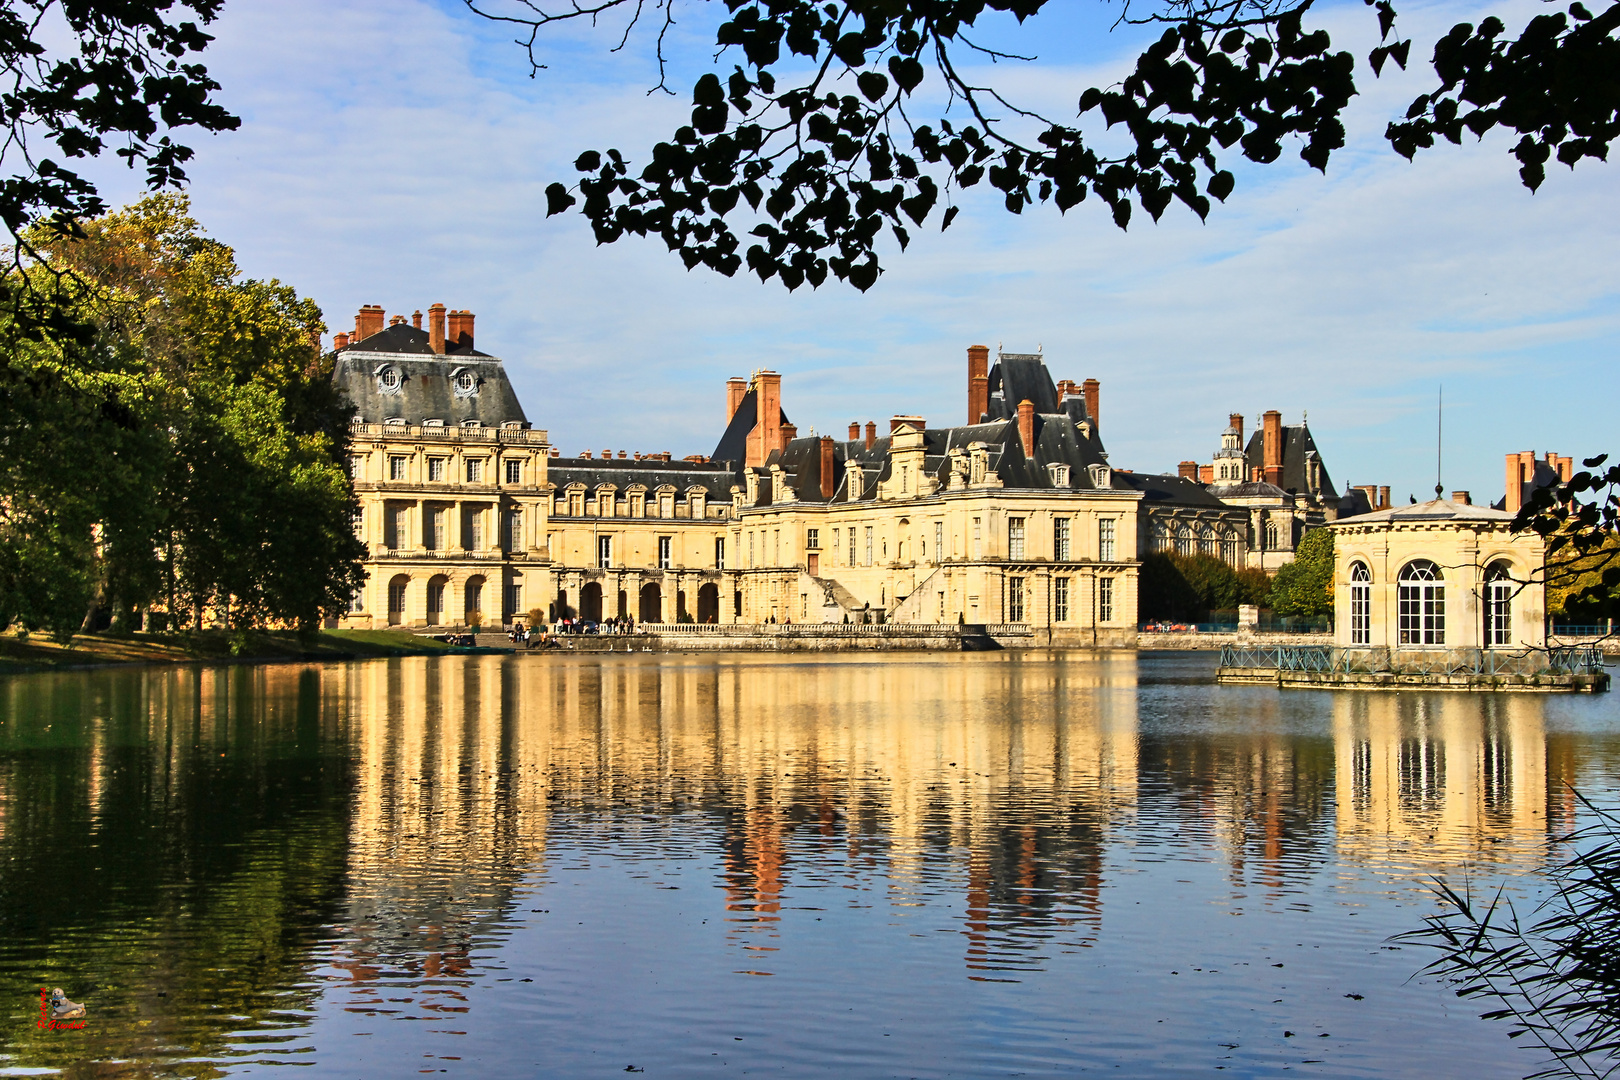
top-left (1, 651), bottom-right (1617, 1079)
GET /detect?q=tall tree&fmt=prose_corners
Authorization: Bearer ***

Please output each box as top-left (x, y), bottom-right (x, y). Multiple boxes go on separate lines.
top-left (1268, 526), bottom-right (1334, 618)
top-left (469, 0), bottom-right (1618, 290)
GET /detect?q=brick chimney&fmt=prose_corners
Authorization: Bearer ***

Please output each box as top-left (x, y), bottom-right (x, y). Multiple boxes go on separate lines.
top-left (445, 309), bottom-right (474, 351)
top-left (1179, 460), bottom-right (1200, 480)
top-left (747, 371), bottom-right (782, 467)
top-left (356, 304), bottom-right (385, 342)
top-left (779, 422), bottom-right (797, 451)
top-left (848, 422), bottom-right (860, 441)
top-left (1262, 410), bottom-right (1283, 487)
top-left (864, 422), bottom-right (876, 450)
top-left (1452, 490), bottom-right (1471, 505)
top-left (1199, 465), bottom-right (1214, 484)
top-left (727, 378), bottom-right (748, 424)
top-left (389, 315), bottom-right (405, 326)
top-left (412, 310), bottom-right (423, 329)
top-left (1378, 485), bottom-right (1390, 509)
top-left (1017, 399), bottom-right (1035, 458)
top-left (968, 344), bottom-right (990, 423)
top-left (1082, 378), bottom-right (1100, 428)
top-left (333, 331), bottom-right (350, 350)
top-left (820, 436), bottom-right (836, 499)
top-left (891, 415), bottom-right (924, 434)
top-left (429, 303), bottom-right (446, 354)
top-left (1229, 412), bottom-right (1244, 442)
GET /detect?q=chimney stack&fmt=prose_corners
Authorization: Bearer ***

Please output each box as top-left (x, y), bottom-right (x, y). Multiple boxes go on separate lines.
top-left (864, 422), bottom-right (876, 450)
top-left (333, 332), bottom-right (350, 350)
top-left (1199, 465), bottom-right (1214, 484)
top-left (412, 310), bottom-right (423, 329)
top-left (389, 315), bottom-right (405, 327)
top-left (428, 303), bottom-right (446, 354)
top-left (1017, 399), bottom-right (1035, 458)
top-left (356, 304), bottom-right (385, 342)
top-left (820, 436), bottom-right (836, 499)
top-left (444, 310), bottom-right (474, 351)
top-left (890, 416), bottom-right (924, 434)
top-left (1229, 412), bottom-right (1244, 442)
top-left (1378, 485), bottom-right (1390, 509)
top-left (1452, 490), bottom-right (1471, 505)
top-left (848, 422), bottom-right (860, 442)
top-left (746, 371), bottom-right (782, 467)
top-left (779, 422), bottom-right (797, 451)
top-left (1179, 460), bottom-right (1200, 480)
top-left (967, 345), bottom-right (990, 423)
top-left (727, 378), bottom-right (748, 423)
top-left (1082, 378), bottom-right (1100, 428)
top-left (1262, 410), bottom-right (1283, 487)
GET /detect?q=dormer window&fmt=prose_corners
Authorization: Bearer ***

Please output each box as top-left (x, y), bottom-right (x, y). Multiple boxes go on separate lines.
top-left (423, 418), bottom-right (444, 428)
top-left (376, 366), bottom-right (401, 393)
top-left (452, 368), bottom-right (479, 397)
top-left (1048, 463), bottom-right (1071, 488)
top-left (384, 417), bottom-right (406, 426)
top-left (461, 419), bottom-right (483, 429)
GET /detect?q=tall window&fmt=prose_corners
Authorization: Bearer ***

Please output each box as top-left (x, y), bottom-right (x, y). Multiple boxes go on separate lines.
top-left (466, 458), bottom-right (483, 483)
top-left (598, 535), bottom-right (612, 568)
top-left (388, 455), bottom-right (407, 481)
top-left (1350, 562), bottom-right (1371, 645)
top-left (505, 459), bottom-right (522, 484)
top-left (1054, 577), bottom-right (1070, 621)
top-left (658, 536), bottom-right (673, 569)
top-left (715, 537), bottom-right (725, 569)
top-left (938, 591), bottom-right (946, 620)
top-left (1099, 577), bottom-right (1114, 622)
top-left (1054, 518), bottom-right (1071, 561)
top-left (464, 508), bottom-right (483, 550)
top-left (865, 526), bottom-right (874, 566)
top-left (1264, 519), bottom-right (1279, 550)
top-left (1200, 527), bottom-right (1217, 557)
top-left (748, 531), bottom-right (755, 567)
top-left (1098, 518), bottom-right (1115, 562)
top-left (1398, 560), bottom-right (1445, 645)
top-left (774, 529), bottom-right (780, 563)
top-left (350, 508), bottom-right (364, 538)
top-left (1008, 576), bottom-right (1025, 622)
top-left (428, 457), bottom-right (446, 482)
top-left (972, 517), bottom-right (982, 559)
top-left (388, 580), bottom-right (407, 617)
top-left (506, 583), bottom-right (523, 615)
top-left (849, 528), bottom-right (856, 566)
top-left (1008, 517), bottom-right (1026, 560)
top-left (386, 505), bottom-right (406, 549)
top-left (1485, 562), bottom-right (1513, 646)
top-left (505, 509), bottom-right (522, 551)
top-left (1152, 520), bottom-right (1169, 553)
top-left (1221, 532), bottom-right (1239, 565)
top-left (429, 507), bottom-right (446, 551)
top-left (935, 521), bottom-right (944, 561)
top-left (349, 455), bottom-right (364, 479)
top-left (1176, 525), bottom-right (1193, 556)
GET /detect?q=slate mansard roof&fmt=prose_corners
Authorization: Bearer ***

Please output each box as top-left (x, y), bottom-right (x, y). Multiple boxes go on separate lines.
top-left (548, 456), bottom-right (738, 501)
top-left (333, 323), bottom-right (529, 428)
top-left (1243, 422), bottom-right (1339, 500)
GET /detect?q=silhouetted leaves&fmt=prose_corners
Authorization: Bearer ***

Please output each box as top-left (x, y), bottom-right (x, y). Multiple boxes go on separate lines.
top-left (474, 0), bottom-right (1619, 289)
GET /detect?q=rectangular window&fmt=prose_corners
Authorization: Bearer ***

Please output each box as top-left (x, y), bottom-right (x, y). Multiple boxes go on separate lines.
top-left (349, 455), bottom-right (365, 480)
top-left (938, 591), bottom-right (946, 620)
top-left (658, 536), bottom-right (672, 569)
top-left (1398, 583), bottom-right (1445, 645)
top-left (1055, 577), bottom-right (1070, 622)
top-left (1487, 581), bottom-right (1511, 646)
top-left (1008, 517), bottom-right (1025, 560)
top-left (1099, 577), bottom-right (1114, 623)
top-left (506, 509), bottom-right (522, 551)
top-left (506, 583), bottom-right (522, 615)
top-left (849, 528), bottom-right (856, 567)
top-left (505, 458), bottom-right (522, 484)
top-left (466, 458), bottom-right (484, 483)
top-left (388, 455), bottom-right (407, 481)
top-left (388, 580), bottom-right (407, 614)
top-left (1008, 576), bottom-right (1025, 622)
top-left (350, 589), bottom-right (365, 614)
top-left (748, 532), bottom-right (755, 567)
top-left (714, 537), bottom-right (726, 569)
top-left (427, 507), bottom-right (445, 550)
top-left (1054, 518), bottom-right (1071, 561)
top-left (350, 508), bottom-right (363, 538)
top-left (972, 517), bottom-right (982, 559)
top-left (465, 509), bottom-right (483, 551)
top-left (774, 529), bottom-right (780, 564)
top-left (1351, 583), bottom-right (1371, 645)
top-left (428, 457), bottom-right (446, 482)
top-left (385, 505), bottom-right (405, 549)
top-left (865, 526), bottom-right (874, 566)
top-left (1099, 518), bottom-right (1116, 562)
top-left (801, 593), bottom-right (808, 619)
top-left (806, 528), bottom-right (819, 550)
top-left (832, 528), bottom-right (840, 563)
top-left (598, 535), bottom-right (612, 568)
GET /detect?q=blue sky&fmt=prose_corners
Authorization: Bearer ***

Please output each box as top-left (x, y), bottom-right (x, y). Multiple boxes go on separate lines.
top-left (82, 0), bottom-right (1619, 505)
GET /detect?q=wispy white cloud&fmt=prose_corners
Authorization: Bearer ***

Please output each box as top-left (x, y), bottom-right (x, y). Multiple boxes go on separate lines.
top-left (82, 0), bottom-right (1618, 504)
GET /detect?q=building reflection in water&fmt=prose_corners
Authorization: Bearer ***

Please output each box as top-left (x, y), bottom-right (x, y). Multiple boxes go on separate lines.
top-left (323, 654), bottom-right (1577, 997)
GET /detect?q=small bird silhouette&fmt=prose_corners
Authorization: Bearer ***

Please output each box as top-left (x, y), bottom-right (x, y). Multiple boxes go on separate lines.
top-left (49, 988), bottom-right (86, 1020)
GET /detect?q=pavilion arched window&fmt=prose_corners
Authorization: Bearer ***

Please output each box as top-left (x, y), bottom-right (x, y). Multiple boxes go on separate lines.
top-left (1398, 560), bottom-right (1445, 645)
top-left (1484, 561), bottom-right (1514, 647)
top-left (1349, 561), bottom-right (1372, 645)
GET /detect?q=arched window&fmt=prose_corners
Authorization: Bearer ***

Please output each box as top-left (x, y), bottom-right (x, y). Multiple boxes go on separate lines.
top-left (1199, 526), bottom-right (1218, 557)
top-left (1485, 561), bottom-right (1514, 647)
top-left (1175, 524), bottom-right (1193, 556)
top-left (1349, 561), bottom-right (1371, 645)
top-left (1152, 520), bottom-right (1170, 553)
top-left (1398, 560), bottom-right (1444, 645)
top-left (1221, 531), bottom-right (1239, 565)
top-left (1264, 519), bottom-right (1279, 550)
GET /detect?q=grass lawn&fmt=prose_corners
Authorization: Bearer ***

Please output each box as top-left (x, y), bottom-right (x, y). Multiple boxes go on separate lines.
top-left (0, 627), bottom-right (459, 671)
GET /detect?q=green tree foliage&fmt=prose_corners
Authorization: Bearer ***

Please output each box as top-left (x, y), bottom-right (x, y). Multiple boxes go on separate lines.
top-left (1518, 455), bottom-right (1620, 622)
top-left (0, 195), bottom-right (363, 639)
top-left (1139, 551), bottom-right (1270, 621)
top-left (1267, 526), bottom-right (1333, 617)
top-left (472, 0), bottom-right (1619, 289)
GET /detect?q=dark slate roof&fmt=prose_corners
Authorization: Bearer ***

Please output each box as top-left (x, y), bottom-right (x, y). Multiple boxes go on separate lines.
top-left (549, 457), bottom-right (738, 500)
top-left (333, 327), bottom-right (527, 427)
top-left (1243, 424), bottom-right (1339, 500)
top-left (754, 409), bottom-right (1114, 506)
top-left (1214, 480), bottom-right (1292, 499)
top-left (1117, 472), bottom-right (1234, 509)
top-left (985, 353), bottom-right (1059, 420)
top-left (711, 387), bottom-right (791, 463)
